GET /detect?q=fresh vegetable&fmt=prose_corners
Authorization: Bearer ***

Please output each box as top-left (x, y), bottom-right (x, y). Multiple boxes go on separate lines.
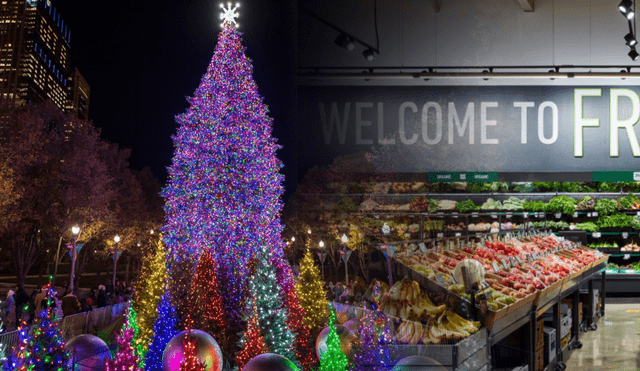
top-left (481, 198), bottom-right (502, 210)
top-left (455, 200), bottom-right (478, 213)
top-left (594, 199), bottom-right (618, 216)
top-left (546, 196), bottom-right (576, 215)
top-left (576, 195), bottom-right (596, 210)
top-left (523, 201), bottom-right (546, 212)
top-left (512, 183), bottom-right (534, 193)
top-left (633, 215), bottom-right (640, 230)
top-left (502, 196), bottom-right (526, 210)
top-left (606, 262), bottom-right (619, 270)
top-left (532, 221), bottom-right (569, 229)
top-left (466, 183), bottom-right (492, 193)
top-left (632, 261), bottom-right (640, 272)
top-left (410, 197), bottom-right (440, 212)
top-left (574, 222), bottom-right (599, 232)
top-left (597, 182), bottom-right (622, 192)
top-left (597, 214), bottom-right (633, 228)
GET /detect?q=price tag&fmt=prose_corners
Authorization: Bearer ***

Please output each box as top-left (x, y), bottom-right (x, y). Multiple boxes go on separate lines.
top-left (509, 256), bottom-right (517, 266)
top-left (438, 212), bottom-right (444, 218)
top-left (502, 259), bottom-right (510, 270)
top-left (637, 211), bottom-right (640, 216)
top-left (455, 232), bottom-right (462, 237)
top-left (573, 212), bottom-right (578, 218)
top-left (419, 242), bottom-right (428, 253)
top-left (593, 212), bottom-right (599, 217)
top-left (452, 212), bottom-right (459, 218)
top-left (624, 254), bottom-right (631, 260)
top-left (452, 273), bottom-right (459, 283)
top-left (515, 255), bottom-right (523, 264)
top-left (587, 212), bottom-right (592, 218)
top-left (593, 232), bottom-right (601, 238)
top-left (526, 254), bottom-right (532, 262)
top-left (623, 232), bottom-right (629, 239)
top-left (492, 262), bottom-right (501, 272)
top-left (555, 212), bottom-right (562, 219)
top-left (491, 212), bottom-right (497, 219)
top-left (472, 212), bottom-right (479, 218)
top-left (537, 212), bottom-right (543, 218)
top-left (554, 246), bottom-right (559, 253)
top-left (437, 233), bottom-right (444, 238)
top-left (523, 212), bottom-right (528, 219)
top-left (435, 274), bottom-right (446, 286)
top-left (532, 252), bottom-right (539, 260)
top-left (506, 212), bottom-right (512, 219)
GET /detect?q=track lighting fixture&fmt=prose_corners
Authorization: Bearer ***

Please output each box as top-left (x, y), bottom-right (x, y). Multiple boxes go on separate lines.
top-left (334, 34), bottom-right (355, 51)
top-left (629, 47), bottom-right (639, 61)
top-left (362, 48), bottom-right (375, 62)
top-left (620, 0), bottom-right (634, 18)
top-left (626, 32), bottom-right (638, 47)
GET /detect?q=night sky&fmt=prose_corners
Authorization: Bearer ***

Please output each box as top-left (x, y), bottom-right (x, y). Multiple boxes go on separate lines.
top-left (54, 0), bottom-right (297, 193)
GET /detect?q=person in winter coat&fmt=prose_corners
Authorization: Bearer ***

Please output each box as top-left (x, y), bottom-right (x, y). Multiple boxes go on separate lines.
top-left (97, 285), bottom-right (108, 308)
top-left (1, 290), bottom-right (15, 330)
top-left (14, 285), bottom-right (29, 325)
top-left (61, 292), bottom-right (80, 317)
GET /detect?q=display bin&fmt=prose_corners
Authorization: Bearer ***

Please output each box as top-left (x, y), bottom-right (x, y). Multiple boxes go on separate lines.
top-left (386, 328), bottom-right (487, 371)
top-left (491, 343), bottom-right (531, 370)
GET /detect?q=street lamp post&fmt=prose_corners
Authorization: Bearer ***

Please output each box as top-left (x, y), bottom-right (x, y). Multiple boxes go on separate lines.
top-left (318, 240), bottom-right (325, 280)
top-left (341, 233), bottom-right (349, 285)
top-left (69, 226), bottom-right (80, 294)
top-left (112, 235), bottom-right (120, 290)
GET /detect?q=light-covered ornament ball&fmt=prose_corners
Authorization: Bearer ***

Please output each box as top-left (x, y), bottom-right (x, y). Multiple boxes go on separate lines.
top-left (162, 329), bottom-right (223, 371)
top-left (393, 355), bottom-right (448, 371)
top-left (343, 319), bottom-right (361, 333)
top-left (244, 353), bottom-right (299, 371)
top-left (315, 325), bottom-right (358, 360)
top-left (65, 334), bottom-right (110, 371)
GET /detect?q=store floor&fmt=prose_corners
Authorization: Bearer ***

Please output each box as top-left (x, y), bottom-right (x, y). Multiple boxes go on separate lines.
top-left (564, 302), bottom-right (640, 370)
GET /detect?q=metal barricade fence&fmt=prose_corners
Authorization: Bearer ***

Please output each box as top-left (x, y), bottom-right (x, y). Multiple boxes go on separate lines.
top-left (0, 302), bottom-right (130, 354)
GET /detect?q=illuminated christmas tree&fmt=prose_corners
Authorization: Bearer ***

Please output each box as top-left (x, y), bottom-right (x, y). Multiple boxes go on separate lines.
top-left (317, 308), bottom-right (349, 371)
top-left (295, 249), bottom-right (329, 330)
top-left (146, 293), bottom-right (179, 371)
top-left (273, 255), bottom-right (317, 370)
top-left (105, 306), bottom-right (145, 371)
top-left (135, 239), bottom-right (167, 348)
top-left (351, 309), bottom-right (394, 371)
top-left (249, 245), bottom-right (297, 365)
top-left (3, 282), bottom-right (68, 371)
top-left (235, 304), bottom-right (268, 371)
top-left (190, 249), bottom-right (227, 337)
top-left (161, 2), bottom-right (286, 342)
top-left (179, 324), bottom-right (207, 371)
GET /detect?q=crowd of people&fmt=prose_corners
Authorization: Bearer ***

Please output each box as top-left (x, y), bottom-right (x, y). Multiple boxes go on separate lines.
top-left (0, 280), bottom-right (135, 331)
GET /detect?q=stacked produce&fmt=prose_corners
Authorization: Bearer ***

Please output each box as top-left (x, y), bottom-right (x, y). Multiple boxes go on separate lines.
top-left (502, 196), bottom-right (527, 210)
top-left (576, 195), bottom-right (597, 210)
top-left (480, 198), bottom-right (502, 210)
top-left (621, 243), bottom-right (640, 252)
top-left (575, 222), bottom-right (599, 232)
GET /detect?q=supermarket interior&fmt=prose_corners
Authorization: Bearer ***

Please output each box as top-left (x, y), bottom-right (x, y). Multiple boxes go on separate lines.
top-left (289, 1), bottom-right (640, 369)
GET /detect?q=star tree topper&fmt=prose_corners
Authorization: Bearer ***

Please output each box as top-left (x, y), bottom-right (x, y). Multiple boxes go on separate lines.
top-left (220, 2), bottom-right (240, 27)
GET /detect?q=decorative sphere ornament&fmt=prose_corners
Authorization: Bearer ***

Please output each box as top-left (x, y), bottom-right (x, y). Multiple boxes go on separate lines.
top-left (315, 325), bottom-right (358, 360)
top-left (393, 355), bottom-right (448, 371)
top-left (162, 330), bottom-right (223, 371)
top-left (244, 353), bottom-right (299, 371)
top-left (343, 319), bottom-right (361, 333)
top-left (65, 334), bottom-right (110, 371)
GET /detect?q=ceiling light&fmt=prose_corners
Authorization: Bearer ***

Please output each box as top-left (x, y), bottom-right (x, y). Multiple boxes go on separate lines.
top-left (626, 32), bottom-right (638, 47)
top-left (629, 48), bottom-right (639, 60)
top-left (620, 0), bottom-right (633, 14)
top-left (334, 34), bottom-right (355, 51)
top-left (362, 48), bottom-right (375, 61)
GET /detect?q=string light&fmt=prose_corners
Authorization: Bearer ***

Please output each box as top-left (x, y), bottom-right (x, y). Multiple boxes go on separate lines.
top-left (295, 250), bottom-right (329, 330)
top-left (135, 239), bottom-right (167, 350)
top-left (317, 307), bottom-right (349, 371)
top-left (146, 293), bottom-right (179, 371)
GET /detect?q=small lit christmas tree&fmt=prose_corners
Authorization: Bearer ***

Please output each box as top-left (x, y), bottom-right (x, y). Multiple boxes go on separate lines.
top-left (351, 308), bottom-right (394, 371)
top-left (295, 249), bottom-right (329, 330)
top-left (317, 307), bottom-right (349, 371)
top-left (235, 303), bottom-right (268, 371)
top-left (146, 293), bottom-right (179, 371)
top-left (249, 245), bottom-right (297, 364)
top-left (4, 282), bottom-right (68, 371)
top-left (190, 249), bottom-right (228, 336)
top-left (105, 306), bottom-right (145, 371)
top-left (179, 332), bottom-right (207, 371)
top-left (273, 255), bottom-right (317, 370)
top-left (135, 239), bottom-right (167, 348)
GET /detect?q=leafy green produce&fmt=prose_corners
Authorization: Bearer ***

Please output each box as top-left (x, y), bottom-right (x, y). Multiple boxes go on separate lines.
top-left (455, 200), bottom-right (478, 213)
top-left (490, 182), bottom-right (510, 193)
top-left (595, 199), bottom-right (618, 216)
top-left (606, 262), bottom-right (619, 270)
top-left (533, 182), bottom-right (555, 192)
top-left (466, 182), bottom-right (492, 193)
top-left (481, 198), bottom-right (502, 210)
top-left (576, 195), bottom-right (596, 210)
top-left (532, 221), bottom-right (569, 229)
top-left (512, 182), bottom-right (534, 193)
top-left (597, 214), bottom-right (633, 228)
top-left (632, 261), bottom-right (640, 272)
top-left (523, 201), bottom-right (546, 211)
top-left (616, 196), bottom-right (633, 210)
top-left (502, 196), bottom-right (526, 210)
top-left (597, 182), bottom-right (622, 192)
top-left (632, 215), bottom-right (640, 230)
top-left (589, 242), bottom-right (618, 248)
top-left (546, 195), bottom-right (576, 215)
top-left (574, 222), bottom-right (599, 232)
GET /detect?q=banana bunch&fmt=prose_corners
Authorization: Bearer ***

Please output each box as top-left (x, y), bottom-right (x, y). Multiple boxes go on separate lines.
top-left (394, 320), bottom-right (424, 345)
top-left (438, 309), bottom-right (481, 338)
top-left (378, 295), bottom-right (402, 318)
top-left (389, 278), bottom-right (420, 302)
top-left (410, 295), bottom-right (447, 320)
